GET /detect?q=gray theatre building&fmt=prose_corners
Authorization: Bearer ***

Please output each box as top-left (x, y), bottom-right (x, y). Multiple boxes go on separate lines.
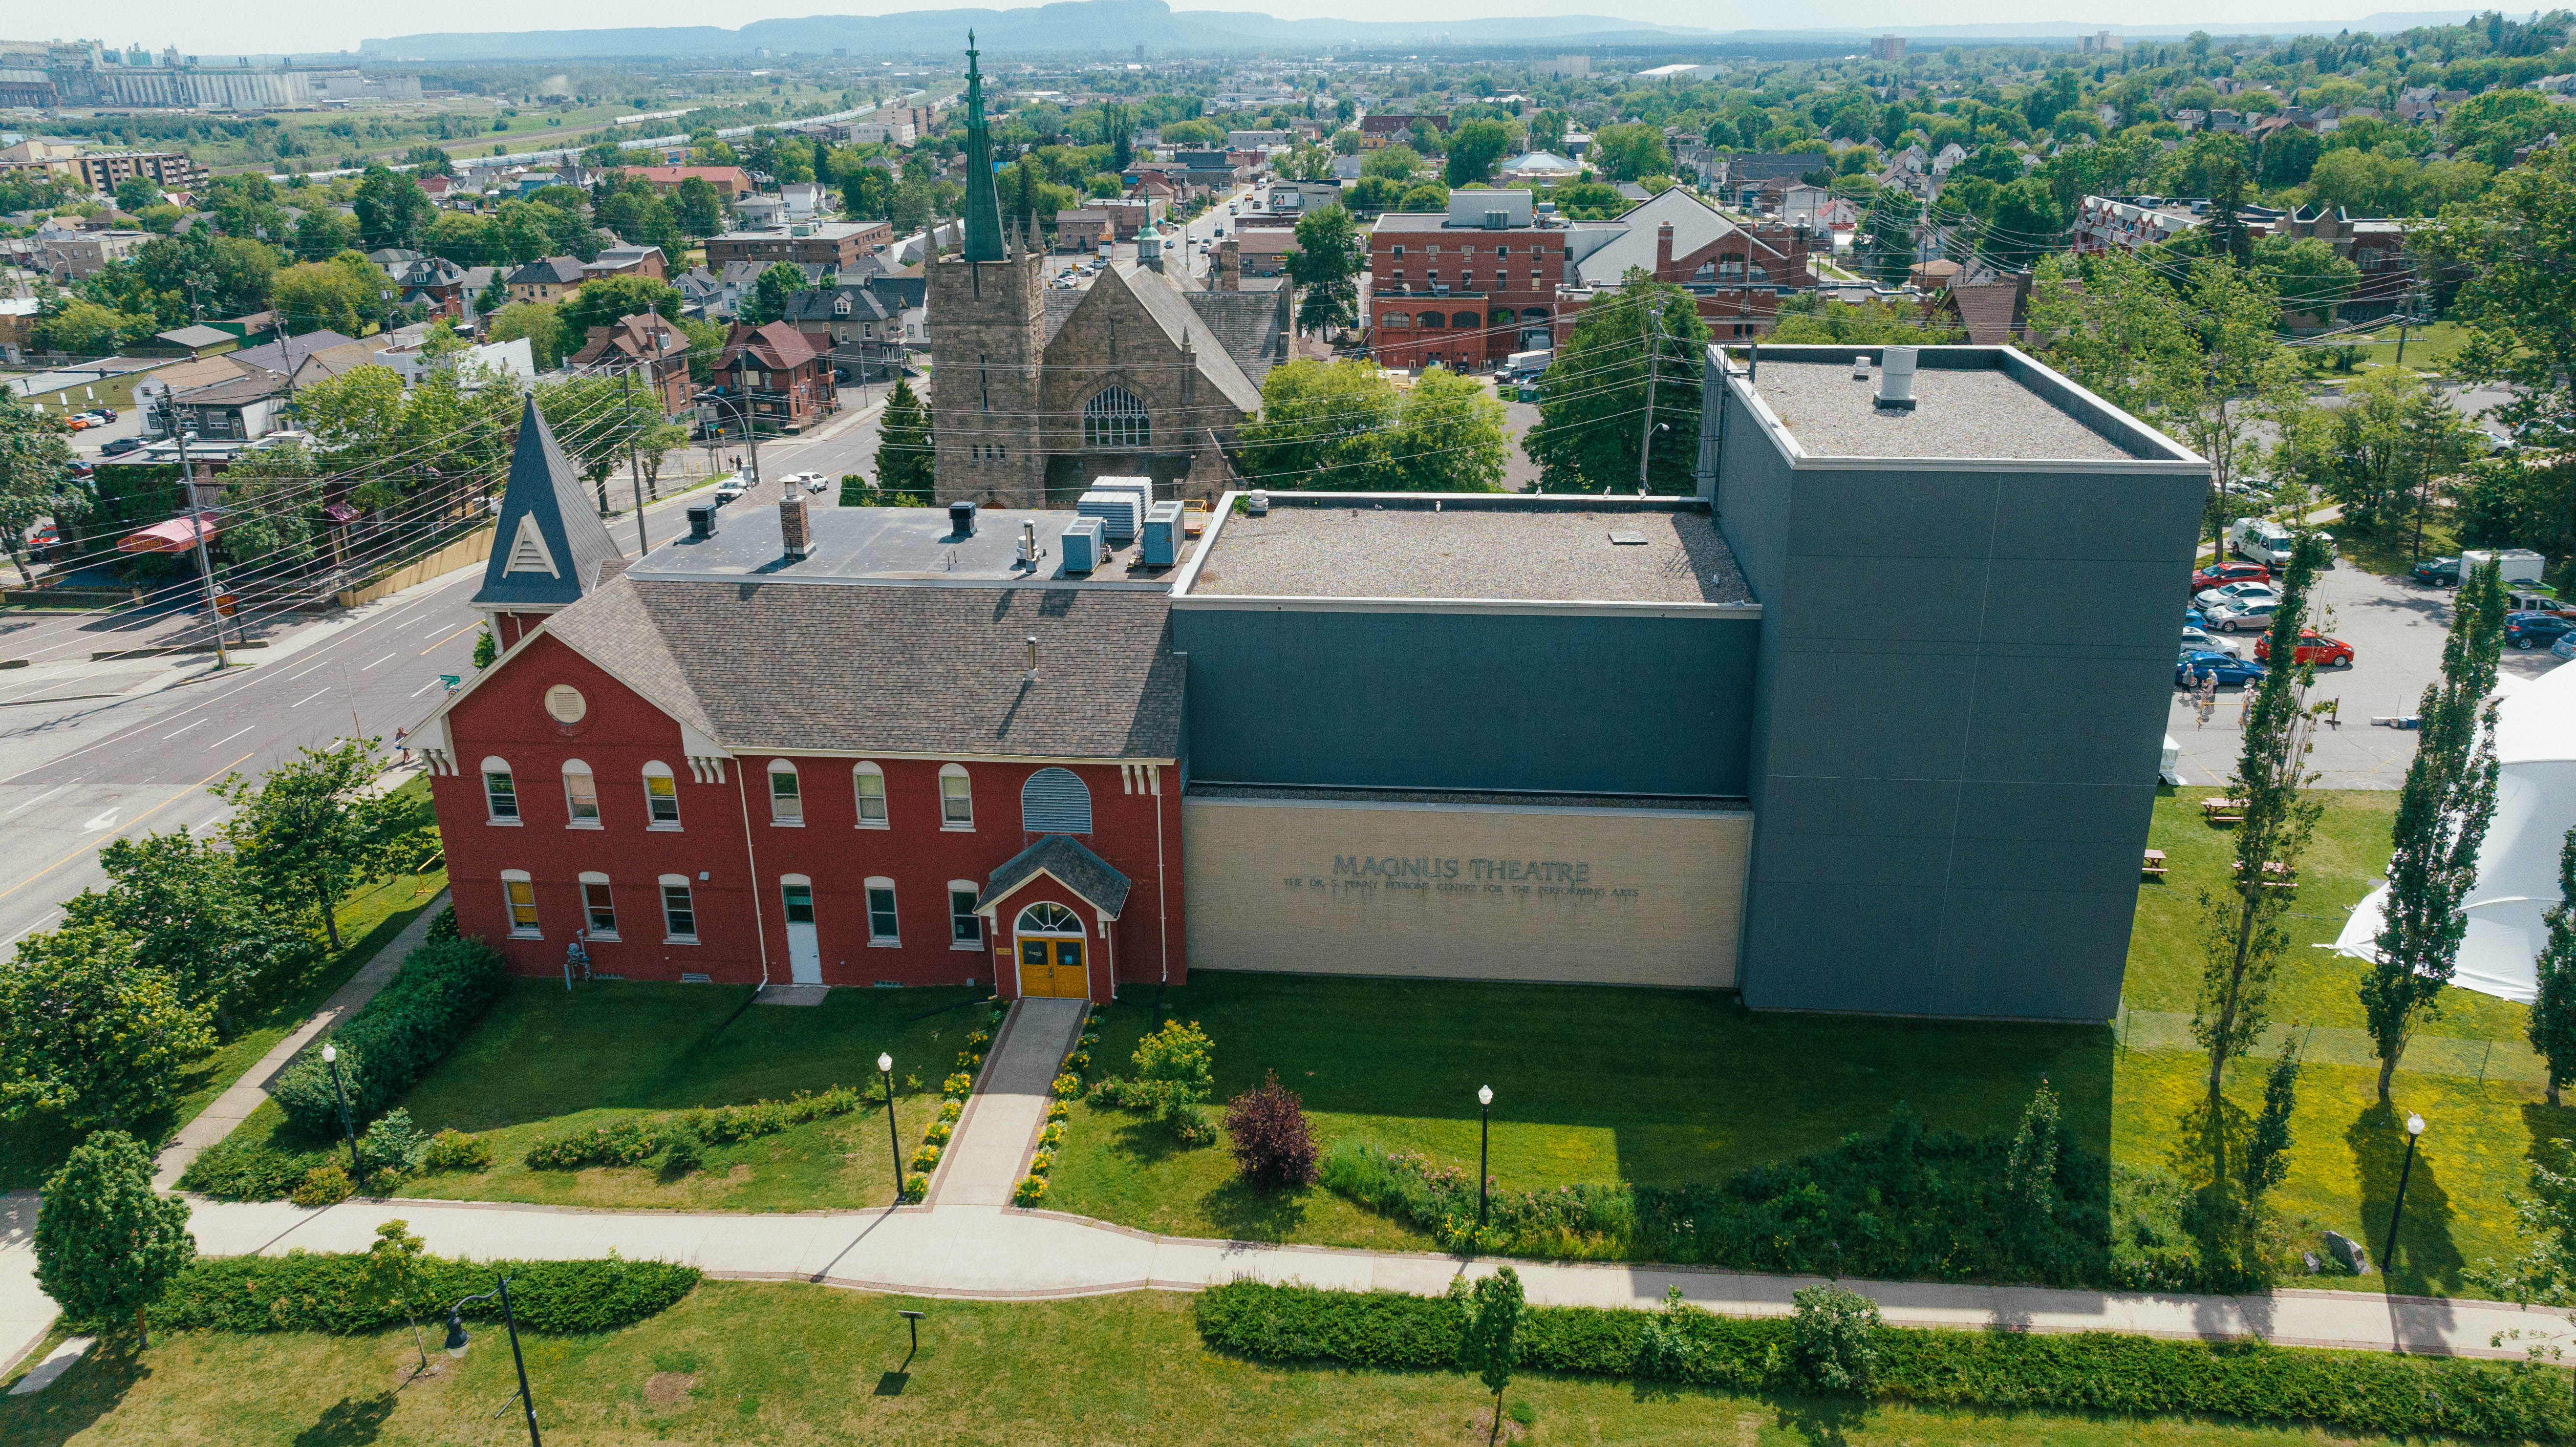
top-left (1172, 344), bottom-right (2205, 1021)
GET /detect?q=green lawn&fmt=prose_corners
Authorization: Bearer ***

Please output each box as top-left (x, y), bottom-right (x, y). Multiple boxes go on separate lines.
top-left (0, 1280), bottom-right (2520, 1447)
top-left (225, 979), bottom-right (987, 1211)
top-left (2304, 319), bottom-right (2474, 376)
top-left (1051, 788), bottom-right (2573, 1298)
top-left (0, 777), bottom-right (447, 1191)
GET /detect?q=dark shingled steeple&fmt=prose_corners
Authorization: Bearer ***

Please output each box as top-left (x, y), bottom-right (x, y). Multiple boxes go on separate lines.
top-left (472, 394), bottom-right (626, 614)
top-left (961, 33), bottom-right (1006, 264)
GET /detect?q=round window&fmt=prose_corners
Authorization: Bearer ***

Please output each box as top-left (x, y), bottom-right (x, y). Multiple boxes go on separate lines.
top-left (543, 685), bottom-right (587, 724)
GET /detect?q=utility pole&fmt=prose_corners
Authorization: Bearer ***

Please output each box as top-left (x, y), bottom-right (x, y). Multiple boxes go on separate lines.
top-left (619, 351), bottom-right (650, 555)
top-left (175, 437), bottom-right (229, 670)
top-left (1635, 298), bottom-right (1664, 497)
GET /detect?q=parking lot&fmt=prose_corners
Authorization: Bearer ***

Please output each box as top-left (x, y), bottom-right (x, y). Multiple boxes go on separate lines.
top-left (2169, 553), bottom-right (2566, 790)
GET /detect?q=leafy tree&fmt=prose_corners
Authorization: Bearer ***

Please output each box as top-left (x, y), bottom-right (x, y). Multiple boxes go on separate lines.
top-left (1239, 360), bottom-right (1506, 492)
top-left (212, 737), bottom-right (413, 951)
top-left (1455, 1266), bottom-right (1524, 1437)
top-left (559, 274), bottom-right (684, 337)
top-left (1395, 182), bottom-right (1450, 213)
top-left (740, 261), bottom-right (808, 327)
top-left (271, 255), bottom-right (386, 336)
top-left (1281, 204), bottom-right (1362, 334)
top-left (673, 174), bottom-right (727, 237)
top-left (1547, 179), bottom-right (1630, 220)
top-left (61, 830), bottom-right (314, 1030)
top-left (2190, 533), bottom-right (2331, 1144)
top-left (1589, 123), bottom-right (1672, 183)
top-left (32, 297), bottom-right (151, 354)
top-left (2001, 1079), bottom-right (2060, 1236)
top-left (875, 378), bottom-right (935, 503)
top-left (2427, 143), bottom-right (2576, 456)
top-left (296, 364), bottom-right (410, 470)
top-left (486, 299), bottom-right (568, 370)
top-left (2253, 234), bottom-right (2359, 326)
top-left (113, 174), bottom-right (163, 213)
top-left (292, 207), bottom-right (360, 261)
top-left (1444, 120), bottom-right (1515, 188)
top-left (2446, 87), bottom-right (2560, 167)
top-left (365, 1218), bottom-right (433, 1367)
top-left (0, 388), bottom-right (84, 587)
top-left (0, 923), bottom-right (215, 1129)
top-left (1360, 145), bottom-right (1423, 182)
top-left (2020, 67), bottom-right (2082, 131)
top-left (2532, 827), bottom-right (2576, 1108)
top-left (2275, 369), bottom-right (2477, 539)
top-left (352, 164), bottom-right (433, 252)
top-left (1767, 295), bottom-right (1964, 344)
top-left (2366, 561), bottom-right (2507, 1102)
top-left (1789, 1281), bottom-right (1881, 1392)
top-left (216, 441), bottom-right (325, 580)
top-left (537, 373), bottom-right (669, 514)
top-left (32, 1131), bottom-right (194, 1344)
top-left (1524, 274), bottom-right (1707, 495)
top-left (1223, 1070), bottom-right (1318, 1192)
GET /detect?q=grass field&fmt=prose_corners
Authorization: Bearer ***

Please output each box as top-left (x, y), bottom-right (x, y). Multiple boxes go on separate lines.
top-left (0, 777), bottom-right (448, 1192)
top-left (1049, 788), bottom-right (2572, 1298)
top-left (0, 1280), bottom-right (2527, 1447)
top-left (223, 979), bottom-right (988, 1211)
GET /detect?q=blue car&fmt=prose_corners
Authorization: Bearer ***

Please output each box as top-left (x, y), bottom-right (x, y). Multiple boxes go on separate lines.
top-left (2551, 632), bottom-right (2576, 661)
top-left (2505, 611), bottom-right (2576, 651)
top-left (2185, 608), bottom-right (2207, 629)
top-left (2178, 650), bottom-right (2267, 688)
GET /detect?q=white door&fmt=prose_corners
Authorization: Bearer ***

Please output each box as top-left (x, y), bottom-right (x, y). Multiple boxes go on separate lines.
top-left (781, 880), bottom-right (822, 985)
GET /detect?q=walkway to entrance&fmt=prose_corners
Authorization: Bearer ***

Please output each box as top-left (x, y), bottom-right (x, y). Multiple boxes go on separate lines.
top-left (931, 997), bottom-right (1085, 1207)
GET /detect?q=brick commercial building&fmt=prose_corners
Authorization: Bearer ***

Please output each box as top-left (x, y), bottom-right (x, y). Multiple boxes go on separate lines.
top-left (1368, 189), bottom-right (1568, 369)
top-left (705, 220), bottom-right (895, 271)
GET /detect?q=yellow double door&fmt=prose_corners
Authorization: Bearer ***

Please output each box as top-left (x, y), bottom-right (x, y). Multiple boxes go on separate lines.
top-left (1018, 937), bottom-right (1088, 998)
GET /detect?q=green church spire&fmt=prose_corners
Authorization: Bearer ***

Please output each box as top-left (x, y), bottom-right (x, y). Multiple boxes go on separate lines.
top-left (961, 31), bottom-right (1006, 263)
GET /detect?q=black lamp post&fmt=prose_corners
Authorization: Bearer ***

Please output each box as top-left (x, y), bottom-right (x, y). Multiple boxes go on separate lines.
top-left (897, 1307), bottom-right (925, 1360)
top-left (322, 1043), bottom-right (362, 1185)
top-left (2381, 1111), bottom-right (2426, 1275)
top-left (880, 1051), bottom-right (905, 1200)
top-left (1476, 1084), bottom-right (1493, 1239)
top-left (697, 390), bottom-right (762, 486)
top-left (447, 1277), bottom-right (543, 1447)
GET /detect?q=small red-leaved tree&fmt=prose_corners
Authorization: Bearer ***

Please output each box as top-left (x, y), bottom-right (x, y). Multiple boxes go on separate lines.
top-left (1224, 1070), bottom-right (1318, 1192)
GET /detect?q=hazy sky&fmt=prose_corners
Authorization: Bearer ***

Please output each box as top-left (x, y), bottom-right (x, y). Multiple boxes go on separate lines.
top-left (66, 0), bottom-right (2413, 60)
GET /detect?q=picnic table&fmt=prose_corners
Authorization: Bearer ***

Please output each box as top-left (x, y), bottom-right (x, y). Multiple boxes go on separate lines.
top-left (2201, 796), bottom-right (2248, 824)
top-left (2142, 849), bottom-right (2168, 877)
top-left (2230, 859), bottom-right (2297, 887)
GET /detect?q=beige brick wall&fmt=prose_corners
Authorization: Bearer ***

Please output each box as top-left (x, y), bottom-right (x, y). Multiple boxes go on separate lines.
top-left (1184, 797), bottom-right (1750, 989)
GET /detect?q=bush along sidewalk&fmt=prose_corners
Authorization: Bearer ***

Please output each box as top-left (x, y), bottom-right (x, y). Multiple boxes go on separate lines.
top-left (152, 1250), bottom-right (700, 1335)
top-left (268, 936), bottom-right (508, 1137)
top-left (1016, 1007), bottom-right (1096, 1208)
top-left (1193, 1279), bottom-right (2576, 1444)
top-left (907, 1000), bottom-right (1005, 1202)
top-left (1316, 1085), bottom-right (2318, 1295)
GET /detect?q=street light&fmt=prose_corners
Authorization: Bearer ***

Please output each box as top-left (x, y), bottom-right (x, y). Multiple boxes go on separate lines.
top-left (880, 1052), bottom-right (906, 1201)
top-left (322, 1043), bottom-right (362, 1186)
top-left (2381, 1112), bottom-right (2426, 1275)
top-left (696, 389), bottom-right (763, 487)
top-left (1476, 1085), bottom-right (1493, 1239)
top-left (445, 1277), bottom-right (543, 1447)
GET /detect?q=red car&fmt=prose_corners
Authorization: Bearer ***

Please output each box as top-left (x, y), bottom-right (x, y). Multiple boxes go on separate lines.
top-left (2254, 630), bottom-right (2355, 667)
top-left (2192, 560), bottom-right (2272, 593)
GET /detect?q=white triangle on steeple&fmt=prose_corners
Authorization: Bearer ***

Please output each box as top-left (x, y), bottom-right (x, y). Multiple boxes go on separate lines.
top-left (504, 512), bottom-right (560, 578)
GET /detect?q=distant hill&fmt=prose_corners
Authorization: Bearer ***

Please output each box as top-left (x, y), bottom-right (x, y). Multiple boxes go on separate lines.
top-left (360, 0), bottom-right (2496, 62)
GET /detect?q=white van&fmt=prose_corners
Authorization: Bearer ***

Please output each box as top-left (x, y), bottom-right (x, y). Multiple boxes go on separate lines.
top-left (2229, 517), bottom-right (2297, 567)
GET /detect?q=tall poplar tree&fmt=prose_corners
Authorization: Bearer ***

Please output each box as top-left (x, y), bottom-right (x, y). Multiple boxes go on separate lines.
top-left (875, 378), bottom-right (936, 504)
top-left (2192, 532), bottom-right (2332, 1141)
top-left (2530, 827), bottom-right (2576, 1109)
top-left (2366, 561), bottom-right (2508, 1102)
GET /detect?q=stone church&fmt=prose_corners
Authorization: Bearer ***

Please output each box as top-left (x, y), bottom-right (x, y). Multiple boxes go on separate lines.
top-left (929, 40), bottom-right (1290, 507)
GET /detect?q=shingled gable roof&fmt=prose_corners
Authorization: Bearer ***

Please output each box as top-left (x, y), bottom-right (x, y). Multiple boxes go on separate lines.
top-left (537, 573), bottom-right (1183, 762)
top-left (977, 834), bottom-right (1132, 918)
top-left (471, 396), bottom-right (629, 614)
top-left (719, 320), bottom-right (826, 371)
top-left (1088, 263), bottom-right (1263, 415)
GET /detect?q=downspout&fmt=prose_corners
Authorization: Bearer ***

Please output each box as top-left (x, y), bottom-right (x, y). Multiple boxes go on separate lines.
top-left (1153, 763), bottom-right (1169, 986)
top-left (734, 764), bottom-right (770, 989)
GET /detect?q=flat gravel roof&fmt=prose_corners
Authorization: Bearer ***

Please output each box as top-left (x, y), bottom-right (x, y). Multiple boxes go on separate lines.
top-left (1751, 360), bottom-right (2138, 461)
top-left (1191, 504), bottom-right (1753, 604)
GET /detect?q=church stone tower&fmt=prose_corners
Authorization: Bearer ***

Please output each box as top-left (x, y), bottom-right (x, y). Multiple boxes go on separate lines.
top-left (928, 33), bottom-right (1048, 509)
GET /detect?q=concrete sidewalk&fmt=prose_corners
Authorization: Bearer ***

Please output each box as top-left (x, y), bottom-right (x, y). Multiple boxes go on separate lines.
top-left (933, 999), bottom-right (1084, 1207)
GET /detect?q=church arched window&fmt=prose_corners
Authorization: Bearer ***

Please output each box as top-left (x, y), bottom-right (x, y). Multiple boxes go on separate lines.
top-left (1083, 386), bottom-right (1151, 448)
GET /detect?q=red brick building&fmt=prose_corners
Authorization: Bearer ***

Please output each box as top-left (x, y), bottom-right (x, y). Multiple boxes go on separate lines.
top-left (1368, 190), bottom-right (1567, 369)
top-left (709, 321), bottom-right (839, 435)
top-left (419, 407), bottom-right (1186, 1001)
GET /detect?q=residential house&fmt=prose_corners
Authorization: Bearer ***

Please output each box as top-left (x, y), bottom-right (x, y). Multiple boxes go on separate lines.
top-left (613, 165), bottom-right (756, 200)
top-left (131, 355), bottom-right (247, 432)
top-left (1357, 114), bottom-right (1449, 149)
top-left (507, 255), bottom-right (588, 305)
top-left (1234, 226), bottom-right (1296, 278)
top-left (388, 255), bottom-right (472, 316)
top-left (167, 371), bottom-right (288, 441)
top-left (705, 221), bottom-right (894, 272)
top-left (2071, 194), bottom-right (2206, 255)
top-left (569, 313), bottom-right (693, 415)
top-left (584, 244), bottom-right (669, 282)
top-left (706, 321), bottom-right (839, 435)
top-left (734, 194), bottom-right (788, 229)
top-left (1550, 187), bottom-right (1819, 344)
top-left (781, 182), bottom-right (829, 221)
top-left (146, 324), bottom-right (239, 358)
top-left (378, 336), bottom-right (537, 390)
top-left (776, 279), bottom-right (921, 383)
top-left (1096, 196), bottom-right (1164, 238)
top-left (1055, 208), bottom-right (1113, 251)
top-left (41, 227), bottom-right (146, 281)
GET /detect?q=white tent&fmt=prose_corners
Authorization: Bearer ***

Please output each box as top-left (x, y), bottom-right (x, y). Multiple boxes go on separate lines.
top-left (2333, 662), bottom-right (2576, 1002)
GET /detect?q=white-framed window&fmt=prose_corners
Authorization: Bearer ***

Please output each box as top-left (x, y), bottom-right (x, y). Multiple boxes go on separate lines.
top-left (562, 759), bottom-right (600, 827)
top-left (949, 881), bottom-right (983, 949)
top-left (768, 759), bottom-right (802, 824)
top-left (853, 761), bottom-right (888, 827)
top-left (482, 756), bottom-right (519, 823)
top-left (579, 871), bottom-right (617, 938)
top-left (939, 763), bottom-right (973, 830)
top-left (659, 874), bottom-right (697, 942)
top-left (643, 761), bottom-right (681, 828)
top-left (502, 869), bottom-right (539, 937)
top-left (1016, 901), bottom-right (1081, 935)
top-left (865, 875), bottom-right (900, 945)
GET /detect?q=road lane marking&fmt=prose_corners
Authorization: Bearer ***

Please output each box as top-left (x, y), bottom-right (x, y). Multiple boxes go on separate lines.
top-left (206, 725), bottom-right (255, 749)
top-left (293, 689), bottom-right (329, 706)
top-left (0, 783), bottom-right (73, 824)
top-left (0, 910), bottom-right (61, 950)
top-left (360, 652), bottom-right (395, 671)
top-left (162, 718), bottom-right (209, 739)
top-left (0, 753), bottom-right (254, 902)
top-left (409, 679), bottom-right (442, 697)
top-left (81, 807), bottom-right (120, 831)
top-left (420, 623), bottom-right (481, 655)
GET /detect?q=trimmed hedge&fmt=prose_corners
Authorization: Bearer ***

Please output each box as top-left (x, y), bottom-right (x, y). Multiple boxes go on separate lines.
top-left (525, 1118), bottom-right (666, 1170)
top-left (1194, 1280), bottom-right (2576, 1443)
top-left (152, 1252), bottom-right (700, 1336)
top-left (271, 937), bottom-right (507, 1137)
top-left (176, 1135), bottom-right (332, 1201)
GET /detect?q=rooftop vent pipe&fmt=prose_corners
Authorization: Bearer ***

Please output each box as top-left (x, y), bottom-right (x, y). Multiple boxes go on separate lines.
top-left (1247, 489), bottom-right (1270, 516)
top-left (1875, 346), bottom-right (1918, 412)
top-left (1024, 634), bottom-right (1038, 683)
top-left (1851, 352), bottom-right (1871, 382)
top-left (1018, 519), bottom-right (1041, 569)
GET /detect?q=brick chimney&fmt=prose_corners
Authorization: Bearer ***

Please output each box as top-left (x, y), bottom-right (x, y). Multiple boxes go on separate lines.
top-left (1217, 237), bottom-right (1241, 292)
top-left (1655, 222), bottom-right (1674, 279)
top-left (778, 479), bottom-right (810, 560)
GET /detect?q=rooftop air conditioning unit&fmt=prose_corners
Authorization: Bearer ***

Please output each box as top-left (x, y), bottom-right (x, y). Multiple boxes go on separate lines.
top-left (1484, 211), bottom-right (1507, 229)
top-left (1077, 489), bottom-right (1143, 541)
top-left (1141, 501), bottom-right (1183, 568)
top-left (1060, 516), bottom-right (1107, 573)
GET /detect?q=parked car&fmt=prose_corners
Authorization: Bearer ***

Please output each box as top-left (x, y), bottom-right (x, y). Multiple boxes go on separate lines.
top-left (802, 473), bottom-right (828, 494)
top-left (2185, 607), bottom-right (2207, 629)
top-left (2194, 580), bottom-right (2282, 611)
top-left (2181, 626), bottom-right (2239, 657)
top-left (2208, 599), bottom-right (2278, 633)
top-left (24, 523), bottom-right (65, 560)
top-left (2553, 632), bottom-right (2576, 661)
top-left (99, 435), bottom-right (144, 456)
top-left (2254, 630), bottom-right (2356, 667)
top-left (2411, 556), bottom-right (2465, 587)
top-left (82, 406), bottom-right (116, 424)
top-left (63, 414), bottom-right (94, 431)
top-left (2192, 560), bottom-right (2271, 594)
top-left (2179, 650), bottom-right (2268, 688)
top-left (712, 482), bottom-right (748, 506)
top-left (2506, 610), bottom-right (2576, 650)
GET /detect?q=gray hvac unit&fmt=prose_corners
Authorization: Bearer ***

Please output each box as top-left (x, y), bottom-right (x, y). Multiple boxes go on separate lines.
top-left (1140, 500), bottom-right (1183, 567)
top-left (1076, 489), bottom-right (1142, 541)
top-left (1060, 516), bottom-right (1107, 573)
top-left (1091, 474), bottom-right (1152, 513)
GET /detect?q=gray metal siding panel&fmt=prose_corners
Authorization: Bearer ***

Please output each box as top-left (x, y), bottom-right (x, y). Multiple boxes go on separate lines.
top-left (1174, 608), bottom-right (1759, 796)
